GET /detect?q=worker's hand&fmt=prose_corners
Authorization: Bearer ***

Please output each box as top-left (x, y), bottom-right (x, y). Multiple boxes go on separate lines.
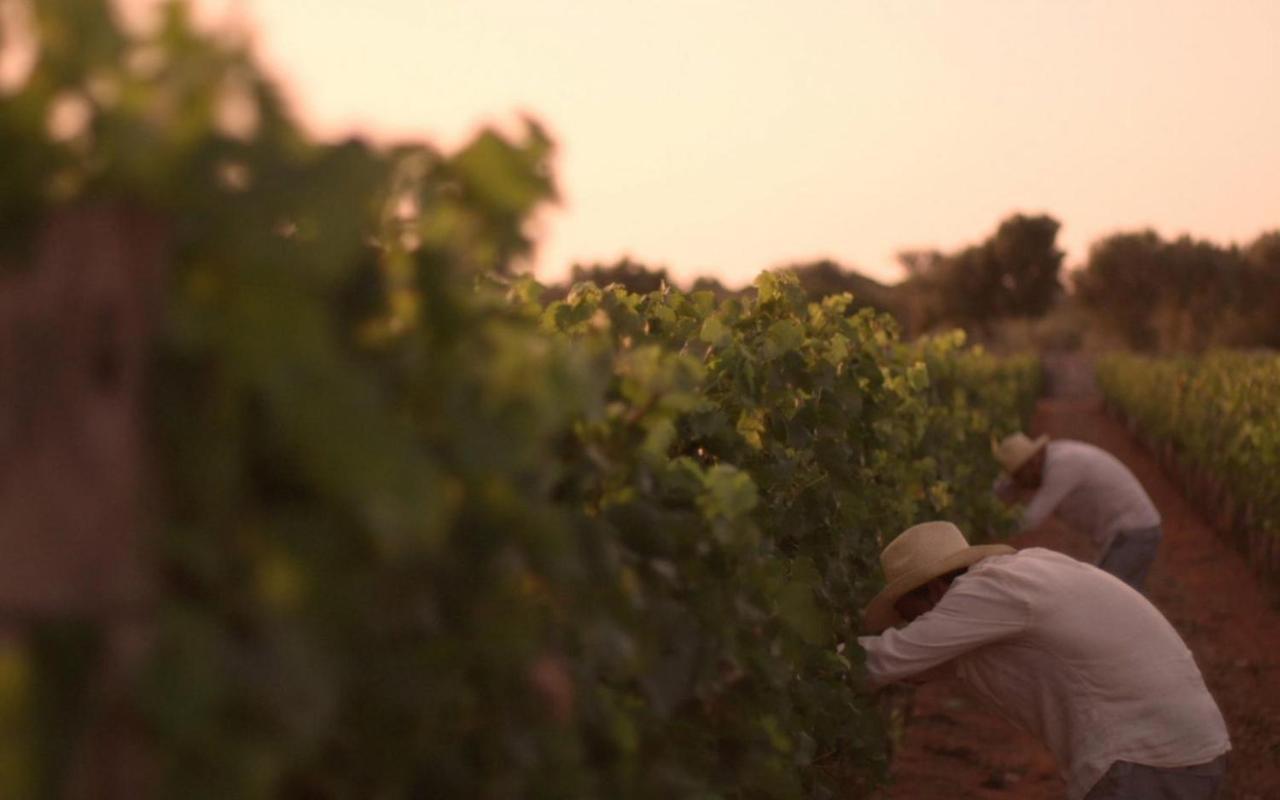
top-left (993, 474), bottom-right (1019, 504)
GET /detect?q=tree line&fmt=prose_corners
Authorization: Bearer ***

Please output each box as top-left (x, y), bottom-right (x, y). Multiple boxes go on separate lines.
top-left (559, 217), bottom-right (1280, 352)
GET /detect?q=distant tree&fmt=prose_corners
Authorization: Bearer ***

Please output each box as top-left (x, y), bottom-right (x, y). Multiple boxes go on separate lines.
top-left (898, 249), bottom-right (947, 279)
top-left (1232, 230), bottom-right (1280, 347)
top-left (689, 275), bottom-right (737, 299)
top-left (897, 214), bottom-right (1064, 336)
top-left (986, 213), bottom-right (1065, 317)
top-left (782, 259), bottom-right (900, 317)
top-left (1158, 237), bottom-right (1249, 350)
top-left (1075, 230), bottom-right (1275, 351)
top-left (1073, 231), bottom-right (1165, 349)
top-left (568, 256), bottom-right (671, 295)
top-left (896, 249), bottom-right (948, 336)
top-left (1246, 230), bottom-right (1280, 270)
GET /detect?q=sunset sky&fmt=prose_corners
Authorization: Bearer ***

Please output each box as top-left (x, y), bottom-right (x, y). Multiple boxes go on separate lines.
top-left (139, 0), bottom-right (1280, 286)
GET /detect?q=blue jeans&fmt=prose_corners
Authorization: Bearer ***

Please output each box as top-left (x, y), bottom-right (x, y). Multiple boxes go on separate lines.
top-left (1097, 525), bottom-right (1162, 591)
top-left (1085, 753), bottom-right (1228, 800)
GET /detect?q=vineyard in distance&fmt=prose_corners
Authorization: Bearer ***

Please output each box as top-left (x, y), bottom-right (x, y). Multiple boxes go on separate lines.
top-left (1, 3), bottom-right (1279, 799)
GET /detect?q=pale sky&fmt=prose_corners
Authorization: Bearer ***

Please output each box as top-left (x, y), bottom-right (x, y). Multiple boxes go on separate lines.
top-left (136, 0), bottom-right (1280, 286)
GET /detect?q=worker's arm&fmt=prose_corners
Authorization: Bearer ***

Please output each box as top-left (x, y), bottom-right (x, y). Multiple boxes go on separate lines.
top-left (1018, 467), bottom-right (1076, 531)
top-left (856, 571), bottom-right (1030, 689)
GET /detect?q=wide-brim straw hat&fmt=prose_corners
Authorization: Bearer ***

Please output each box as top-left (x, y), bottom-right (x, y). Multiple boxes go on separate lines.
top-left (863, 521), bottom-right (1015, 633)
top-left (992, 432), bottom-right (1049, 475)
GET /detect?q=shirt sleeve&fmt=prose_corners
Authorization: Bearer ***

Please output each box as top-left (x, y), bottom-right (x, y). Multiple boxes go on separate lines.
top-left (856, 568), bottom-right (1031, 689)
top-left (1017, 457), bottom-right (1076, 531)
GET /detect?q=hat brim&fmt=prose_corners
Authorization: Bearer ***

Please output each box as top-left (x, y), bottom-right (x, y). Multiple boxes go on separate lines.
top-left (862, 543), bottom-right (1016, 633)
top-left (1002, 434), bottom-right (1049, 475)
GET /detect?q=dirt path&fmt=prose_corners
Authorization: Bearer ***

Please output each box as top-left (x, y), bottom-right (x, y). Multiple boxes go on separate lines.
top-left (879, 356), bottom-right (1280, 800)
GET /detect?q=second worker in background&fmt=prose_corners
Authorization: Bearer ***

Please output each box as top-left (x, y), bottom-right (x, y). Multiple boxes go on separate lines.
top-left (993, 433), bottom-right (1162, 591)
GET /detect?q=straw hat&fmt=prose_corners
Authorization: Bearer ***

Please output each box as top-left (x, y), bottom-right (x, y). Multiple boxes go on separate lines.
top-left (863, 521), bottom-right (1015, 633)
top-left (992, 432), bottom-right (1049, 475)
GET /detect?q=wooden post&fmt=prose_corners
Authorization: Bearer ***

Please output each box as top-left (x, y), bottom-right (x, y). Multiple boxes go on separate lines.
top-left (0, 205), bottom-right (165, 798)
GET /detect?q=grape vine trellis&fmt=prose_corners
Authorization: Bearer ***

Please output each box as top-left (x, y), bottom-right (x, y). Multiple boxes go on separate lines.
top-left (1097, 351), bottom-right (1280, 582)
top-left (0, 2), bottom-right (1039, 797)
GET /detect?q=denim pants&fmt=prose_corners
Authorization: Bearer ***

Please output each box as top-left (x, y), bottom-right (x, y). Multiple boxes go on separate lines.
top-left (1097, 525), bottom-right (1162, 591)
top-left (1084, 753), bottom-right (1228, 800)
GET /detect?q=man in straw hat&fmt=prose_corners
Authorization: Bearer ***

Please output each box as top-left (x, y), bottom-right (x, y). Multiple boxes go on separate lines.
top-left (992, 433), bottom-right (1162, 590)
top-left (858, 521), bottom-right (1229, 800)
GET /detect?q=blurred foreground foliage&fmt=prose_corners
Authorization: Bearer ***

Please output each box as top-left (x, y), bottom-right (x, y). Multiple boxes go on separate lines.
top-left (1, 2), bottom-right (1039, 796)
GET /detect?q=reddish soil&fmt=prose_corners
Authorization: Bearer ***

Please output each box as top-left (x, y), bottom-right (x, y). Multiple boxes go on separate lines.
top-left (878, 360), bottom-right (1280, 800)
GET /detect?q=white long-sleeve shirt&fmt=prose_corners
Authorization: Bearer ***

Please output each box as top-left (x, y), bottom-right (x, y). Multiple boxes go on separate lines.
top-left (1005, 439), bottom-right (1160, 548)
top-left (858, 549), bottom-right (1229, 800)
